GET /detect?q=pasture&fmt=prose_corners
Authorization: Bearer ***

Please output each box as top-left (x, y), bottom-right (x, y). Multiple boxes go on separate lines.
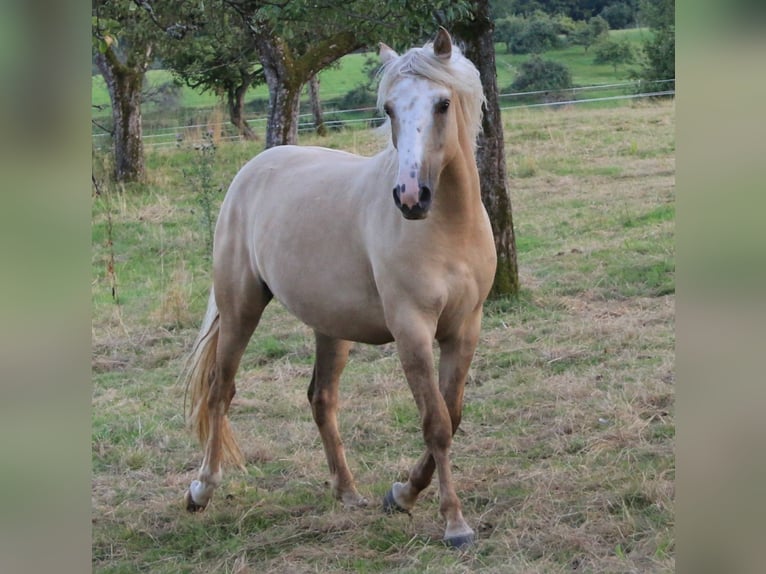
top-left (91, 29), bottom-right (655, 132)
top-left (92, 99), bottom-right (675, 572)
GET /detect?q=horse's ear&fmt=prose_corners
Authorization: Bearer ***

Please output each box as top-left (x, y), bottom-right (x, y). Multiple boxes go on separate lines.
top-left (433, 27), bottom-right (452, 60)
top-left (379, 43), bottom-right (398, 64)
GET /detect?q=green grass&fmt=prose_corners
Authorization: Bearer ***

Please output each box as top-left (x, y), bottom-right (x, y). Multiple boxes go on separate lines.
top-left (494, 28), bottom-right (653, 90)
top-left (92, 100), bottom-right (674, 572)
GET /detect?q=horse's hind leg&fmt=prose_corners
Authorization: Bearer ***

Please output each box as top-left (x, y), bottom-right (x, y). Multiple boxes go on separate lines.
top-left (186, 278), bottom-right (272, 511)
top-left (307, 332), bottom-right (368, 507)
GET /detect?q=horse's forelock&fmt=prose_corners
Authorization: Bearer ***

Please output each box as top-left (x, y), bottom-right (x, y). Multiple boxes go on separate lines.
top-left (376, 40), bottom-right (486, 150)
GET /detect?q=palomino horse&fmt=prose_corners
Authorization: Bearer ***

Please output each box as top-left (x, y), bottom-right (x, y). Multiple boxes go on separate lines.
top-left (182, 28), bottom-right (496, 548)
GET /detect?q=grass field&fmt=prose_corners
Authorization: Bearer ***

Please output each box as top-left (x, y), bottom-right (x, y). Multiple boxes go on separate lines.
top-left (91, 28), bottom-right (654, 131)
top-left (92, 98), bottom-right (675, 572)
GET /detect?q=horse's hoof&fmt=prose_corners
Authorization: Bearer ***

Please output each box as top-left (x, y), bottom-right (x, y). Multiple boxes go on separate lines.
top-left (444, 531), bottom-right (476, 549)
top-left (382, 488), bottom-right (408, 514)
top-left (184, 489), bottom-right (206, 513)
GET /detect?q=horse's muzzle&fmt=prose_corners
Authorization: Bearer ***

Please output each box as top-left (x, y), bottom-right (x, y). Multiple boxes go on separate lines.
top-left (393, 184), bottom-right (432, 220)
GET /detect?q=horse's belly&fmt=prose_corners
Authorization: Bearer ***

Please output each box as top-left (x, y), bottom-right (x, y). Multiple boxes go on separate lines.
top-left (278, 291), bottom-right (393, 345)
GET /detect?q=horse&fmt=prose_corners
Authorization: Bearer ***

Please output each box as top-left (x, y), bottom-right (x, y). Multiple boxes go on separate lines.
top-left (181, 27), bottom-right (497, 548)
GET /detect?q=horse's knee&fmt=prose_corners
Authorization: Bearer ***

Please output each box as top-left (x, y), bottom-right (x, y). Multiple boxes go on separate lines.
top-left (422, 411), bottom-right (453, 452)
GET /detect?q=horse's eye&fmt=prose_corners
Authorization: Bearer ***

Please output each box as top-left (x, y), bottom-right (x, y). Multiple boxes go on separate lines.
top-left (383, 104), bottom-right (393, 118)
top-left (435, 99), bottom-right (450, 114)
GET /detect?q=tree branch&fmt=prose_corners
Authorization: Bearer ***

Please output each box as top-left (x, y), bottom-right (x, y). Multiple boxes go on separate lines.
top-left (92, 118), bottom-right (114, 136)
top-left (133, 0), bottom-right (196, 38)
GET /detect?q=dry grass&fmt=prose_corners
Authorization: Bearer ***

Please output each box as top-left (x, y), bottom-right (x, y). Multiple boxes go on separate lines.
top-left (92, 101), bottom-right (674, 572)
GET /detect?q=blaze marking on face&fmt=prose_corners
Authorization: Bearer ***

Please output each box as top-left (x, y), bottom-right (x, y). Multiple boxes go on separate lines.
top-left (386, 76), bottom-right (451, 210)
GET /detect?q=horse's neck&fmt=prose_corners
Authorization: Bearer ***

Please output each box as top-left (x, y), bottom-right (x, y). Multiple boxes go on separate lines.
top-left (434, 127), bottom-right (483, 226)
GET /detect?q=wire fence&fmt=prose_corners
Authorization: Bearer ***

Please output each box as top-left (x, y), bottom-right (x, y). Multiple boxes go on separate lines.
top-left (92, 79), bottom-right (674, 149)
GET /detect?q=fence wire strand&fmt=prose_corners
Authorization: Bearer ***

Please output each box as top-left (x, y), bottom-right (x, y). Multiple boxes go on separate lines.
top-left (92, 79), bottom-right (674, 149)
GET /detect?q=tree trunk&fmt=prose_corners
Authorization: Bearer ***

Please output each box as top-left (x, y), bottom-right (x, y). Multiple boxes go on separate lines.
top-left (453, 1), bottom-right (519, 297)
top-left (308, 74), bottom-right (327, 137)
top-left (263, 77), bottom-right (302, 148)
top-left (95, 50), bottom-right (147, 182)
top-left (254, 33), bottom-right (302, 147)
top-left (251, 29), bottom-right (361, 148)
top-left (227, 79), bottom-right (257, 141)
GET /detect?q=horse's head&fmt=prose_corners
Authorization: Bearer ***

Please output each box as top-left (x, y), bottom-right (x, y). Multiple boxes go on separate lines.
top-left (378, 28), bottom-right (479, 221)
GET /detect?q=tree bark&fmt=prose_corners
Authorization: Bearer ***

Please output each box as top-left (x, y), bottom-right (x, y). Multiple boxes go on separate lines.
top-left (308, 74), bottom-right (327, 137)
top-left (253, 33), bottom-right (302, 147)
top-left (227, 75), bottom-right (257, 141)
top-left (95, 48), bottom-right (148, 182)
top-left (262, 73), bottom-right (302, 148)
top-left (453, 0), bottom-right (519, 297)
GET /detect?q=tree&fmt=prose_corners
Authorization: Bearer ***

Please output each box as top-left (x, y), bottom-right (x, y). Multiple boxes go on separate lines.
top-left (489, 0), bottom-right (518, 19)
top-left (162, 5), bottom-right (262, 140)
top-left (494, 16), bottom-right (525, 54)
top-left (632, 0), bottom-right (674, 90)
top-left (593, 38), bottom-right (636, 73)
top-left (638, 0), bottom-right (674, 29)
top-left (520, 11), bottom-right (562, 54)
top-left (453, 0), bottom-right (519, 297)
top-left (570, 15), bottom-right (610, 53)
top-left (93, 0), bottom-right (197, 181)
top-left (599, 2), bottom-right (637, 29)
top-left (640, 26), bottom-right (674, 82)
top-left (499, 0), bottom-right (634, 21)
top-left (224, 0), bottom-right (470, 148)
top-left (92, 0), bottom-right (156, 182)
top-left (552, 13), bottom-right (578, 37)
top-left (495, 12), bottom-right (561, 55)
top-left (588, 15), bottom-right (611, 42)
top-left (250, 24), bottom-right (355, 148)
top-left (511, 55), bottom-right (573, 92)
top-left (307, 75), bottom-right (326, 136)
top-left (503, 0), bottom-right (544, 16)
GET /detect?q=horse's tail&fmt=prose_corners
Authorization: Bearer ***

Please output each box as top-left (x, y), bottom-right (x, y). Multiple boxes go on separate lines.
top-left (181, 288), bottom-right (245, 469)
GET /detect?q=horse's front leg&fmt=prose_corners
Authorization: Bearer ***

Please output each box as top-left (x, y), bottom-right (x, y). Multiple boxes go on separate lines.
top-left (385, 314), bottom-right (477, 548)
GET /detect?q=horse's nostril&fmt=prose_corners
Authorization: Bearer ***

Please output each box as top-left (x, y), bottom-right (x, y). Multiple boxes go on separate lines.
top-left (419, 185), bottom-right (432, 205)
top-left (392, 186), bottom-right (402, 208)
top-left (393, 184), bottom-right (431, 219)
